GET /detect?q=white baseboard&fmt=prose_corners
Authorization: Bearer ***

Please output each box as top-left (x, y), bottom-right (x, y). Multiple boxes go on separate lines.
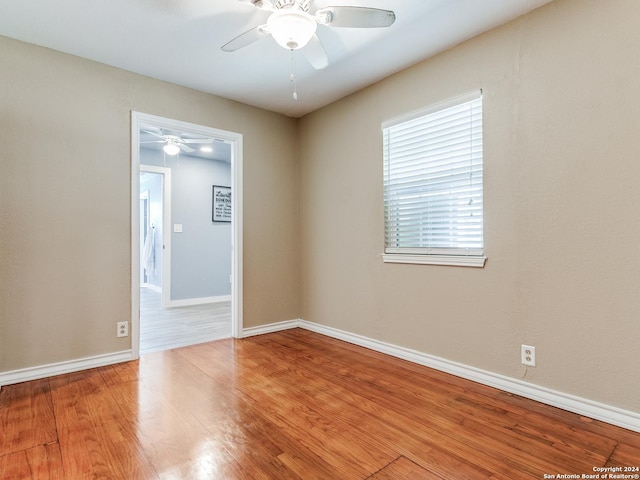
top-left (296, 319), bottom-right (640, 433)
top-left (3, 319), bottom-right (638, 434)
top-left (242, 319), bottom-right (299, 338)
top-left (167, 295), bottom-right (231, 308)
top-left (0, 350), bottom-right (133, 387)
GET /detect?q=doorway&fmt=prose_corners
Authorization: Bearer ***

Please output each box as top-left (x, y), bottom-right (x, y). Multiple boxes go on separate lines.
top-left (140, 189), bottom-right (150, 287)
top-left (139, 165), bottom-right (171, 310)
top-left (131, 112), bottom-right (243, 359)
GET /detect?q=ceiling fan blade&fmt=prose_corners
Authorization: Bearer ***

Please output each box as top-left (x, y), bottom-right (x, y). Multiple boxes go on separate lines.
top-left (303, 35), bottom-right (328, 70)
top-left (237, 0), bottom-right (274, 11)
top-left (140, 141), bottom-right (166, 144)
top-left (181, 138), bottom-right (214, 144)
top-left (221, 25), bottom-right (269, 52)
top-left (178, 143), bottom-right (195, 153)
top-left (142, 130), bottom-right (167, 139)
top-left (317, 6), bottom-right (395, 28)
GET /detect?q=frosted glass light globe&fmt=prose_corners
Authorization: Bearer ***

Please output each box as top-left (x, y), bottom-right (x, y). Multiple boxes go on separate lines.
top-left (163, 142), bottom-right (180, 156)
top-left (267, 9), bottom-right (317, 50)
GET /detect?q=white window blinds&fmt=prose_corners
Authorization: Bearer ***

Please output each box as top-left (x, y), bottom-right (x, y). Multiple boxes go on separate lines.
top-left (383, 91), bottom-right (483, 257)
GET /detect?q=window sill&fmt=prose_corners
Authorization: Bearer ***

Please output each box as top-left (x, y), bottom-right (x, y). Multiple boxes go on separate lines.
top-left (382, 253), bottom-right (487, 268)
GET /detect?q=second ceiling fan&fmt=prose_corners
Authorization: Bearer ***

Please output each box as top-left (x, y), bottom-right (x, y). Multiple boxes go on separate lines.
top-left (141, 130), bottom-right (213, 156)
top-left (222, 0), bottom-right (396, 69)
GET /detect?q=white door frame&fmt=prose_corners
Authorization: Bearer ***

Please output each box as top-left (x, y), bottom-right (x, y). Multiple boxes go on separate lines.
top-left (130, 111), bottom-right (243, 360)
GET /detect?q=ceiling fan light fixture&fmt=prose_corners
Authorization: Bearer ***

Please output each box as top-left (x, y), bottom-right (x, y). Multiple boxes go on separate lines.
top-left (163, 142), bottom-right (180, 156)
top-left (267, 9), bottom-right (317, 50)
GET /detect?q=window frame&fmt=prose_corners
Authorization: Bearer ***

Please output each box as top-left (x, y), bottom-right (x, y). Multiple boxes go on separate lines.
top-left (382, 91), bottom-right (487, 268)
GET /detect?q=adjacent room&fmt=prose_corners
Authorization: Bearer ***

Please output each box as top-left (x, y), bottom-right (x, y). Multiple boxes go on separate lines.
top-left (138, 120), bottom-right (233, 353)
top-left (1, 0), bottom-right (639, 478)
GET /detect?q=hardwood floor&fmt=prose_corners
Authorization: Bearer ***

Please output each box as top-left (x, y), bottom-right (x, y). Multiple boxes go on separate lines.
top-left (1, 329), bottom-right (638, 479)
top-left (140, 287), bottom-right (231, 354)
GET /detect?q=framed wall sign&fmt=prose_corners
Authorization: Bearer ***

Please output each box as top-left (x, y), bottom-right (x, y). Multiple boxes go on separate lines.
top-left (212, 185), bottom-right (231, 222)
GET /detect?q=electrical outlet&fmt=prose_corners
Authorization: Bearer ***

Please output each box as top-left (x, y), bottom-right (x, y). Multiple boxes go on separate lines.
top-left (521, 344), bottom-right (536, 367)
top-left (117, 321), bottom-right (129, 338)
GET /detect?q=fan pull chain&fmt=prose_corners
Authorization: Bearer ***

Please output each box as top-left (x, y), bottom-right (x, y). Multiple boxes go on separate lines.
top-left (290, 49), bottom-right (298, 100)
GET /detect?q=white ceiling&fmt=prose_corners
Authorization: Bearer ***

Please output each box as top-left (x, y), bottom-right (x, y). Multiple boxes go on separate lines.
top-left (0, 0), bottom-right (554, 118)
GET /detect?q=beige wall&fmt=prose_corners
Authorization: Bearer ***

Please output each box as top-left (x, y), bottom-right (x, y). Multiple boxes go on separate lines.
top-left (0, 36), bottom-right (299, 371)
top-left (298, 0), bottom-right (640, 412)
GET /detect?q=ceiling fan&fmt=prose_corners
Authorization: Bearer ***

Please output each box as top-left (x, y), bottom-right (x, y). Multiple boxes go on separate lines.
top-left (221, 0), bottom-right (396, 69)
top-left (141, 130), bottom-right (213, 156)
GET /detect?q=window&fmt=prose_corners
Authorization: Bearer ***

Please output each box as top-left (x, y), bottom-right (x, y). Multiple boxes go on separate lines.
top-left (382, 91), bottom-right (485, 267)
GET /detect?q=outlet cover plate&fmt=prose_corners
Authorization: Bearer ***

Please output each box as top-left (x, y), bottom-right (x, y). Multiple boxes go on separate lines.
top-left (521, 344), bottom-right (536, 367)
top-left (117, 321), bottom-right (129, 338)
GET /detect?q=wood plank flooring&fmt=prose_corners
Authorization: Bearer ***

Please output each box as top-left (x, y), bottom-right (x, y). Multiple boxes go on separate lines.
top-left (1, 329), bottom-right (638, 479)
top-left (140, 287), bottom-right (231, 354)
